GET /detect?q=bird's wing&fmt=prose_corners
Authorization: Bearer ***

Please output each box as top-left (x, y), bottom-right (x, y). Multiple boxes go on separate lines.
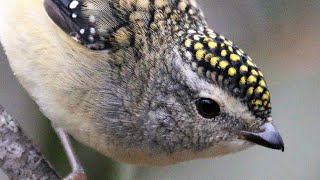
top-left (43, 0), bottom-right (207, 52)
top-left (44, 0), bottom-right (122, 50)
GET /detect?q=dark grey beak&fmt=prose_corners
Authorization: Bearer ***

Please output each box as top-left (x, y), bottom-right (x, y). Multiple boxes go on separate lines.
top-left (241, 122), bottom-right (284, 151)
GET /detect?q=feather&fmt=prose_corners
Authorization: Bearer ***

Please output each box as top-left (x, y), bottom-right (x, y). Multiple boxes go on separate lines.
top-left (44, 0), bottom-right (117, 50)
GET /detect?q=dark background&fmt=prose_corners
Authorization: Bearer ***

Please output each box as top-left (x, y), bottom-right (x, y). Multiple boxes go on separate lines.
top-left (1, 0), bottom-right (320, 179)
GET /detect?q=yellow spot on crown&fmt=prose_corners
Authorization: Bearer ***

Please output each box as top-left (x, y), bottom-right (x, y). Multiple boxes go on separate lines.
top-left (228, 67), bottom-right (237, 76)
top-left (224, 40), bottom-right (232, 46)
top-left (205, 53), bottom-right (213, 62)
top-left (258, 71), bottom-right (264, 76)
top-left (194, 42), bottom-right (204, 50)
top-left (240, 76), bottom-right (247, 84)
top-left (255, 86), bottom-right (264, 94)
top-left (230, 54), bottom-right (240, 61)
top-left (262, 92), bottom-right (269, 100)
top-left (263, 101), bottom-right (268, 106)
top-left (219, 61), bottom-right (229, 69)
top-left (247, 60), bottom-right (254, 67)
top-left (185, 39), bottom-right (192, 47)
top-left (251, 69), bottom-right (258, 76)
top-left (220, 35), bottom-right (226, 40)
top-left (221, 50), bottom-right (227, 56)
top-left (210, 57), bottom-right (220, 66)
top-left (262, 91), bottom-right (270, 100)
top-left (209, 34), bottom-right (217, 39)
top-left (193, 34), bottom-right (202, 40)
top-left (196, 50), bottom-right (206, 60)
top-left (236, 50), bottom-right (244, 56)
top-left (247, 75), bottom-right (257, 84)
top-left (240, 65), bottom-right (248, 72)
top-left (254, 100), bottom-right (263, 106)
top-left (203, 37), bottom-right (210, 42)
top-left (259, 79), bottom-right (266, 87)
top-left (228, 46), bottom-right (233, 52)
top-left (247, 87), bottom-right (254, 95)
top-left (208, 41), bottom-right (218, 49)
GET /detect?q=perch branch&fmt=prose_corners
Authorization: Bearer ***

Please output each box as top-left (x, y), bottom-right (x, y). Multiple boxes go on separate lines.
top-left (0, 105), bottom-right (60, 179)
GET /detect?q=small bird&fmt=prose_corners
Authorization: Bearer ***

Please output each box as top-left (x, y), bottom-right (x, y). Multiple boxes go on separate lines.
top-left (0, 0), bottom-right (284, 179)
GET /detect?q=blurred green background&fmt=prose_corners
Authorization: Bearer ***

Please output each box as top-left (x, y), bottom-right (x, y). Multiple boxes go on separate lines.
top-left (1, 0), bottom-right (320, 179)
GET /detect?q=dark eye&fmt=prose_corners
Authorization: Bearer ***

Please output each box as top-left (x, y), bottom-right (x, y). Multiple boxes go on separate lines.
top-left (196, 98), bottom-right (221, 119)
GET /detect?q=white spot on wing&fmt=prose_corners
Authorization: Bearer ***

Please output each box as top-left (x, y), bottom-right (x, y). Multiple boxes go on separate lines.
top-left (69, 1), bottom-right (79, 9)
top-left (90, 28), bottom-right (96, 34)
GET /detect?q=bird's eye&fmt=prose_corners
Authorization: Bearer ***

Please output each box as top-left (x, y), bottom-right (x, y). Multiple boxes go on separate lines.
top-left (196, 98), bottom-right (221, 119)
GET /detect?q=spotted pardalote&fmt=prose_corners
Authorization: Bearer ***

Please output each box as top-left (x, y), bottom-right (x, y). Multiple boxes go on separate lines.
top-left (0, 0), bottom-right (284, 175)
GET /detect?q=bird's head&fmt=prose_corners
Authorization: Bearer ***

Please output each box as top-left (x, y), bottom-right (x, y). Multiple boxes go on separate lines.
top-left (131, 27), bottom-right (284, 165)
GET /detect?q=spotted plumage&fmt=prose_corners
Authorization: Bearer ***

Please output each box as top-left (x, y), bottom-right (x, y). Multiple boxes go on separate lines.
top-left (45, 0), bottom-right (107, 49)
top-left (179, 28), bottom-right (271, 118)
top-left (45, 0), bottom-right (205, 50)
top-left (46, 0), bottom-right (272, 119)
top-left (0, 0), bottom-right (284, 170)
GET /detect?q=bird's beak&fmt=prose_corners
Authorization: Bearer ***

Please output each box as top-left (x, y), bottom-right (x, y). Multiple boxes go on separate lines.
top-left (241, 122), bottom-right (284, 151)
